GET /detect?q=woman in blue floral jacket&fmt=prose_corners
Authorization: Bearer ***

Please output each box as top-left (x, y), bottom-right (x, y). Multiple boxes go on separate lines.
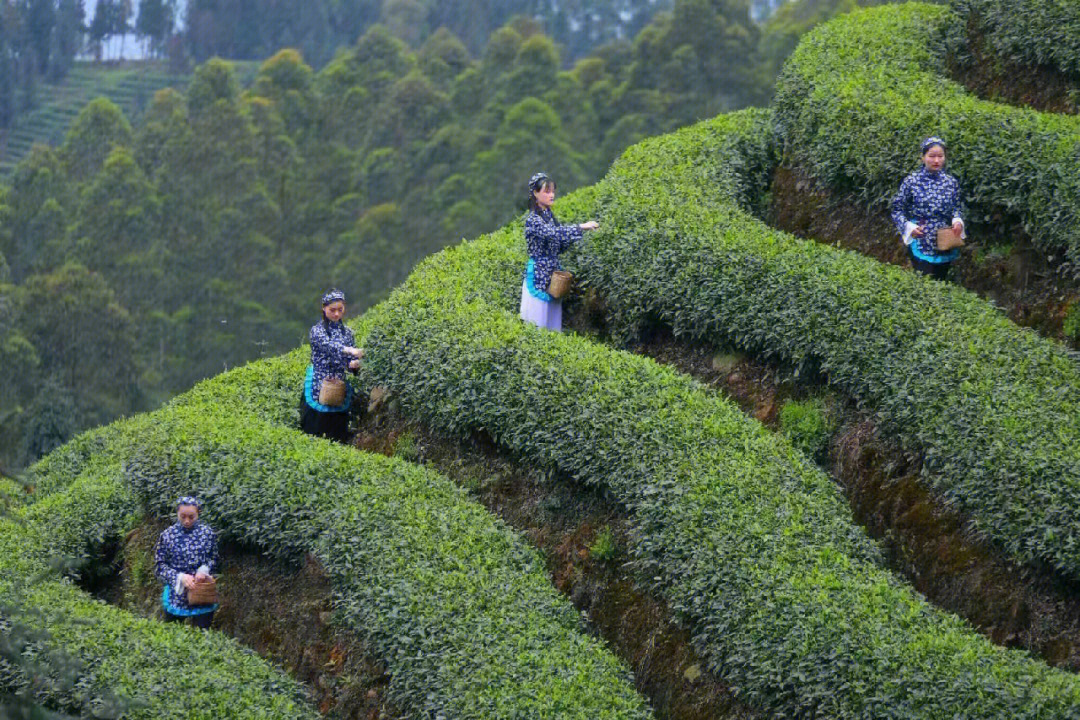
top-left (891, 136), bottom-right (967, 281)
top-left (519, 172), bottom-right (598, 331)
top-left (155, 496), bottom-right (219, 629)
top-left (300, 289), bottom-right (363, 442)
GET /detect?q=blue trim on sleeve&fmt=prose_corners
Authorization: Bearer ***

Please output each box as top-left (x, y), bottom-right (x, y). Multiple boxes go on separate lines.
top-left (305, 364), bottom-right (352, 413)
top-left (162, 585), bottom-right (218, 616)
top-left (525, 259), bottom-right (555, 302)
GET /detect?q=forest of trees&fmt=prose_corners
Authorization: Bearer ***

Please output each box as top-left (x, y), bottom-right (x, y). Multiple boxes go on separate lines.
top-left (0, 0), bottom-right (678, 128)
top-left (0, 0), bottom-right (85, 126)
top-left (0, 0), bottom-right (847, 130)
top-left (182, 0), bottom-right (679, 66)
top-left (0, 0), bottom-right (874, 472)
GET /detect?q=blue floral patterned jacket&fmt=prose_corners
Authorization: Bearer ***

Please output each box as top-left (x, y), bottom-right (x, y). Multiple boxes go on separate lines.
top-left (890, 166), bottom-right (966, 263)
top-left (524, 208), bottom-right (583, 300)
top-left (155, 521), bottom-right (219, 612)
top-left (310, 320), bottom-right (356, 398)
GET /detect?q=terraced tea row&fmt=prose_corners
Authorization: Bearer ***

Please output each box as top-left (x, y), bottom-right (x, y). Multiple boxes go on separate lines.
top-left (773, 2), bottom-right (1080, 273)
top-left (578, 108), bottom-right (1080, 582)
top-left (2, 425), bottom-right (320, 719)
top-left (354, 205), bottom-right (1080, 717)
top-left (12, 359), bottom-right (651, 718)
top-left (949, 0), bottom-right (1080, 80)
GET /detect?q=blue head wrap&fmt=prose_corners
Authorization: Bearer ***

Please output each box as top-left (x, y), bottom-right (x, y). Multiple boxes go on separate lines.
top-left (322, 289), bottom-right (346, 306)
top-left (177, 496), bottom-right (202, 510)
top-left (529, 172), bottom-right (552, 191)
top-left (921, 136), bottom-right (946, 154)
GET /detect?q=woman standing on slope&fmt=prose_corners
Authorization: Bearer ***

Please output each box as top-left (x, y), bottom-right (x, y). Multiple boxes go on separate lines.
top-left (301, 289), bottom-right (363, 442)
top-left (520, 172), bottom-right (599, 331)
top-left (155, 496), bottom-right (219, 629)
top-left (890, 136), bottom-right (966, 281)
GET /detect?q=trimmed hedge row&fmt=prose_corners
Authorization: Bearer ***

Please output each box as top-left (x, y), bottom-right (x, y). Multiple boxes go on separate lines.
top-left (573, 108), bottom-right (1080, 582)
top-left (2, 427), bottom-right (321, 719)
top-left (21, 372), bottom-right (653, 718)
top-left (949, 0), bottom-right (1080, 80)
top-left (357, 216), bottom-right (1080, 717)
top-left (772, 3), bottom-right (1080, 272)
top-left (125, 404), bottom-right (653, 719)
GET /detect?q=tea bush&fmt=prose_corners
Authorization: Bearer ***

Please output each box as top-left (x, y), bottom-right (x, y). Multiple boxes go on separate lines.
top-left (16, 372), bottom-right (652, 718)
top-left (589, 526), bottom-right (618, 563)
top-left (1065, 302), bottom-right (1080, 343)
top-left (121, 404), bottom-right (652, 719)
top-left (772, 3), bottom-right (1080, 272)
top-left (778, 398), bottom-right (832, 460)
top-left (1, 438), bottom-right (320, 719)
top-left (577, 109), bottom-right (1080, 583)
top-left (357, 202), bottom-right (1080, 718)
top-left (949, 0), bottom-right (1080, 79)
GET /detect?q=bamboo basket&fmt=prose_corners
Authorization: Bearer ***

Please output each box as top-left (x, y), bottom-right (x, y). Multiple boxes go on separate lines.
top-left (547, 270), bottom-right (573, 299)
top-left (936, 227), bottom-right (965, 251)
top-left (187, 577), bottom-right (219, 606)
top-left (318, 378), bottom-right (347, 406)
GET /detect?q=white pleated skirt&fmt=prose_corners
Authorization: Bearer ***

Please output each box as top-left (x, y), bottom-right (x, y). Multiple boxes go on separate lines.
top-left (519, 282), bottom-right (562, 331)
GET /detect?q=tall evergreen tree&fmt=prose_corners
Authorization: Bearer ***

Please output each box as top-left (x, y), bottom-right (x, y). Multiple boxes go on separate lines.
top-left (25, 0), bottom-right (56, 74)
top-left (136, 0), bottom-right (171, 57)
top-left (87, 0), bottom-right (113, 57)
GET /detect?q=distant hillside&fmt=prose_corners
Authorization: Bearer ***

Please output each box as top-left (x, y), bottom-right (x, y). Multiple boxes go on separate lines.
top-left (0, 61), bottom-right (257, 176)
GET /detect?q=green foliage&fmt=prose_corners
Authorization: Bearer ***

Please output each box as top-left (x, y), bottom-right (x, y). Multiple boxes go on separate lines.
top-left (589, 526), bottom-right (618, 562)
top-left (949, 0), bottom-right (1080, 79)
top-left (60, 97), bottom-right (134, 182)
top-left (19, 356), bottom-right (651, 717)
top-left (579, 108), bottom-right (1080, 581)
top-left (0, 477), bottom-right (27, 511)
top-left (1064, 302), bottom-right (1080, 343)
top-left (0, 441), bottom-right (318, 719)
top-left (19, 377), bottom-right (78, 463)
top-left (354, 179), bottom-right (1080, 716)
top-left (392, 429), bottom-right (420, 462)
top-left (772, 3), bottom-right (1080, 274)
top-left (186, 59), bottom-right (241, 116)
top-left (0, 3), bottom-right (770, 472)
top-left (11, 263), bottom-right (140, 447)
top-left (778, 398), bottom-right (832, 459)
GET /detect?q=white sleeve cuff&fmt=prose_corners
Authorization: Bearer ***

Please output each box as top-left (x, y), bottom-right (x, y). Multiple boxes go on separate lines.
top-left (902, 221), bottom-right (918, 246)
top-left (952, 217), bottom-right (966, 239)
top-left (174, 573), bottom-right (190, 595)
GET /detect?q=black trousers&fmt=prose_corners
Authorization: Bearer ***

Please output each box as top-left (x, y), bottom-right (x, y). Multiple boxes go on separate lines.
top-left (164, 610), bottom-right (214, 629)
top-left (300, 392), bottom-right (351, 443)
top-left (909, 247), bottom-right (952, 281)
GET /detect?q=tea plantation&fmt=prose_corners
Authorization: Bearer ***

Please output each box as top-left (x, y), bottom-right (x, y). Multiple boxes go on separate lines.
top-left (7, 1), bottom-right (1080, 717)
top-left (0, 61), bottom-right (259, 176)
